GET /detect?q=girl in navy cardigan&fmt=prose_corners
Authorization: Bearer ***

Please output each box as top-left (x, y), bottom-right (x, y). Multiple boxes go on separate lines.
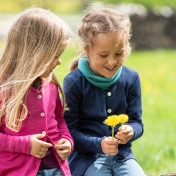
top-left (63, 4), bottom-right (146, 176)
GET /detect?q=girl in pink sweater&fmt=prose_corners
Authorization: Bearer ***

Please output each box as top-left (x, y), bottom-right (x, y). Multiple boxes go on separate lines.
top-left (0, 7), bottom-right (73, 176)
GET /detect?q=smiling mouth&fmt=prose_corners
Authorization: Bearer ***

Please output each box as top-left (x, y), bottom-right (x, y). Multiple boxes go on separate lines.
top-left (105, 65), bottom-right (116, 70)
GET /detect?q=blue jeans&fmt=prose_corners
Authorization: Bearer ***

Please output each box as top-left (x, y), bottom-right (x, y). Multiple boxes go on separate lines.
top-left (84, 154), bottom-right (146, 176)
top-left (36, 168), bottom-right (63, 176)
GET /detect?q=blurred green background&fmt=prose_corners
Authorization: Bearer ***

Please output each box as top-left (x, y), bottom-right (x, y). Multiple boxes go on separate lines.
top-left (0, 0), bottom-right (176, 13)
top-left (0, 0), bottom-right (176, 175)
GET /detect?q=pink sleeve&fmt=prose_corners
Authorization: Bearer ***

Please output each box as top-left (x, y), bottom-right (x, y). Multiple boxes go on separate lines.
top-left (0, 132), bottom-right (31, 154)
top-left (0, 93), bottom-right (31, 155)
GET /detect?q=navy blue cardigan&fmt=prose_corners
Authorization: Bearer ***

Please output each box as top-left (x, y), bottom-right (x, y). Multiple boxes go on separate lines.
top-left (63, 66), bottom-right (144, 176)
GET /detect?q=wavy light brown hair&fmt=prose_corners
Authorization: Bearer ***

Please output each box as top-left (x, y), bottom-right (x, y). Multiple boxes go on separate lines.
top-left (70, 4), bottom-right (131, 71)
top-left (0, 7), bottom-right (70, 131)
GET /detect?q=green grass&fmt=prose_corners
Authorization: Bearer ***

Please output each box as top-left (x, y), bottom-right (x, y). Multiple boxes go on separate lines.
top-left (125, 50), bottom-right (176, 175)
top-left (56, 47), bottom-right (176, 175)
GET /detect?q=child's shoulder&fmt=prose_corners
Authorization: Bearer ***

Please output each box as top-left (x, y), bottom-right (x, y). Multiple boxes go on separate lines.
top-left (63, 69), bottom-right (86, 90)
top-left (122, 65), bottom-right (139, 76)
top-left (64, 69), bottom-right (84, 81)
top-left (121, 66), bottom-right (140, 84)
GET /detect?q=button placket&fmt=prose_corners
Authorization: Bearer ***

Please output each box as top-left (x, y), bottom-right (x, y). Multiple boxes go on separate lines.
top-left (107, 91), bottom-right (112, 114)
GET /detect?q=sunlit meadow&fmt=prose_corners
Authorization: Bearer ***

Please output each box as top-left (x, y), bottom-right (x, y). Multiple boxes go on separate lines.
top-left (55, 46), bottom-right (176, 175)
top-left (125, 50), bottom-right (176, 175)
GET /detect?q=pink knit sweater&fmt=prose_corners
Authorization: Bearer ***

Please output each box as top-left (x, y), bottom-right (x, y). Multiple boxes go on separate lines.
top-left (0, 82), bottom-right (73, 176)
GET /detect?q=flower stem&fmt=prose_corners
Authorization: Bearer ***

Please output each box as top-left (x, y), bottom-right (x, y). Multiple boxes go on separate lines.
top-left (112, 126), bottom-right (114, 139)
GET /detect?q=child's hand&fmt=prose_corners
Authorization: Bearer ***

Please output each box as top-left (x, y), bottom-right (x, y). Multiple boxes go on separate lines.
top-left (30, 133), bottom-right (52, 158)
top-left (115, 125), bottom-right (134, 144)
top-left (54, 138), bottom-right (72, 161)
top-left (101, 137), bottom-right (118, 156)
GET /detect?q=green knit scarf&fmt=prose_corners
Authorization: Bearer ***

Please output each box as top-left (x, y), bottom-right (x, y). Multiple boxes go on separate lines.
top-left (78, 55), bottom-right (122, 90)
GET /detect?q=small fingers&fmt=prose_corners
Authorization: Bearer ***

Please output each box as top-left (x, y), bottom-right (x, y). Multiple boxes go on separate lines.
top-left (35, 146), bottom-right (49, 158)
top-left (57, 149), bottom-right (70, 155)
top-left (39, 148), bottom-right (48, 158)
top-left (41, 142), bottom-right (52, 148)
top-left (118, 139), bottom-right (125, 144)
top-left (105, 147), bottom-right (118, 156)
top-left (35, 152), bottom-right (46, 158)
top-left (56, 149), bottom-right (70, 160)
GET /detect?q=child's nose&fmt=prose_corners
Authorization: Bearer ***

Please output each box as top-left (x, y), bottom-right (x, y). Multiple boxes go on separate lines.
top-left (56, 58), bottom-right (62, 65)
top-left (108, 56), bottom-right (116, 65)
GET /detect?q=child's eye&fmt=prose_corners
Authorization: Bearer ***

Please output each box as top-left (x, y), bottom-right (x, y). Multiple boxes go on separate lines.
top-left (116, 52), bottom-right (123, 56)
top-left (54, 55), bottom-right (59, 59)
top-left (100, 54), bottom-right (108, 58)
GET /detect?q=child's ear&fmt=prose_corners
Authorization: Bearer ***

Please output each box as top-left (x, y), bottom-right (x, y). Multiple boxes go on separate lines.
top-left (83, 44), bottom-right (88, 54)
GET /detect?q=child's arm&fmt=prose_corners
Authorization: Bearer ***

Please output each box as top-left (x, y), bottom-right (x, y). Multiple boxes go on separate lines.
top-left (0, 132), bottom-right (52, 158)
top-left (63, 76), bottom-right (105, 155)
top-left (0, 132), bottom-right (30, 154)
top-left (118, 71), bottom-right (144, 143)
top-left (54, 94), bottom-right (74, 151)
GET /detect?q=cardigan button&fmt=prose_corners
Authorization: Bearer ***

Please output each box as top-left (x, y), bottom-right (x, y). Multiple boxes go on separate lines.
top-left (107, 109), bottom-right (112, 113)
top-left (38, 94), bottom-right (42, 99)
top-left (40, 112), bottom-right (45, 117)
top-left (42, 131), bottom-right (46, 135)
top-left (107, 92), bottom-right (111, 96)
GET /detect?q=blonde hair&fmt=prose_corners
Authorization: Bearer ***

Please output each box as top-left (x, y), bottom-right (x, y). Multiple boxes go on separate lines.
top-left (0, 7), bottom-right (69, 131)
top-left (71, 4), bottom-right (131, 71)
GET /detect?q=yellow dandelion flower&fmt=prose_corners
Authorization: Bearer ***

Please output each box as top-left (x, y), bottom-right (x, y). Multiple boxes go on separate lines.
top-left (104, 115), bottom-right (120, 127)
top-left (119, 114), bottom-right (129, 124)
top-left (118, 114), bottom-right (129, 132)
top-left (104, 115), bottom-right (120, 138)
top-left (104, 114), bottom-right (129, 138)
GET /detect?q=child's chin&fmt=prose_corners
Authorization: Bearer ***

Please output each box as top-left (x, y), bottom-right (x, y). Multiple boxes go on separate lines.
top-left (104, 74), bottom-right (115, 78)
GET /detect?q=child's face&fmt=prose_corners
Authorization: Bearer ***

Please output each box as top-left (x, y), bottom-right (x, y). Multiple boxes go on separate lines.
top-left (41, 45), bottom-right (67, 79)
top-left (41, 56), bottom-right (62, 79)
top-left (85, 31), bottom-right (127, 78)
